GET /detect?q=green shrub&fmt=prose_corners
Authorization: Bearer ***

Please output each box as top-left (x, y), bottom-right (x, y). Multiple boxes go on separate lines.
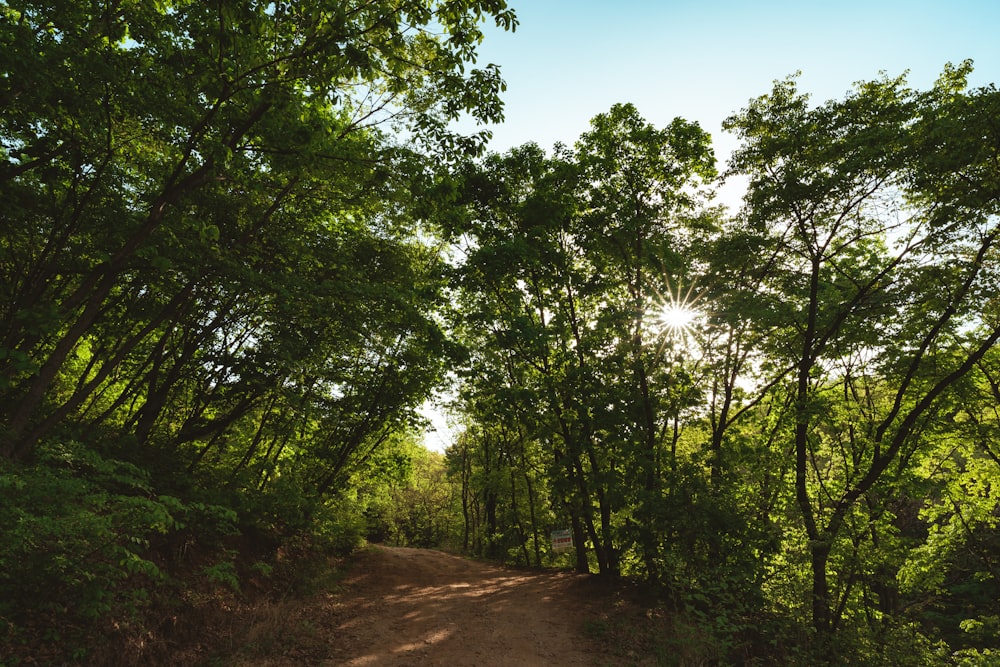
top-left (0, 441), bottom-right (237, 640)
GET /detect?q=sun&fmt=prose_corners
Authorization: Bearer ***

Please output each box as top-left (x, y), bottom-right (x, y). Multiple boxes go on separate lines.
top-left (648, 280), bottom-right (705, 356)
top-left (658, 303), bottom-right (698, 333)
top-left (652, 282), bottom-right (702, 335)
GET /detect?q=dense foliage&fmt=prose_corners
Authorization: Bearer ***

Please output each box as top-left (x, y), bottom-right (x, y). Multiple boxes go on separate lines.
top-left (2, 1), bottom-right (999, 663)
top-left (0, 0), bottom-right (511, 661)
top-left (448, 67), bottom-right (1000, 664)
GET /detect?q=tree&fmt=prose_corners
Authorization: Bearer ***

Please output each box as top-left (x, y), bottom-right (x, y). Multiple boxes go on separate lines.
top-left (572, 103), bottom-right (716, 580)
top-left (0, 0), bottom-right (516, 461)
top-left (451, 106), bottom-right (718, 577)
top-left (722, 63), bottom-right (1000, 636)
top-left (450, 143), bottom-right (599, 571)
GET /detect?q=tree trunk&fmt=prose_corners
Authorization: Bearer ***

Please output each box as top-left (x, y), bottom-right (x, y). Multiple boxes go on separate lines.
top-left (571, 514), bottom-right (589, 573)
top-left (810, 540), bottom-right (833, 633)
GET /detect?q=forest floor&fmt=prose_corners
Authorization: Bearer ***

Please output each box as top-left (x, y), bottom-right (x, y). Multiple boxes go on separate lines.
top-left (158, 545), bottom-right (674, 666)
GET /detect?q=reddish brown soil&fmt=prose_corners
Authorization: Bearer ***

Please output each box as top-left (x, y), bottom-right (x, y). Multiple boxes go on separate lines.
top-left (320, 546), bottom-right (614, 666)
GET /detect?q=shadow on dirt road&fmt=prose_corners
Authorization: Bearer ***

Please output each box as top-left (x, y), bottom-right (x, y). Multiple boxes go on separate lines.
top-left (324, 546), bottom-right (615, 666)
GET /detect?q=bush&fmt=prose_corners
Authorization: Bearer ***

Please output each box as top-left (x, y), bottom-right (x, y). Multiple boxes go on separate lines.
top-left (0, 442), bottom-right (169, 623)
top-left (0, 440), bottom-right (238, 660)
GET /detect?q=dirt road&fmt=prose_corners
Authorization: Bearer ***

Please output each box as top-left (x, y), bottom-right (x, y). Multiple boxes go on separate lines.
top-left (321, 546), bottom-right (614, 666)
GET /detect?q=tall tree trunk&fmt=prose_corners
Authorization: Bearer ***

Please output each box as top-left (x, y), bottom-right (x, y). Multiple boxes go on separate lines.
top-left (810, 540), bottom-right (833, 634)
top-left (571, 514), bottom-right (589, 574)
top-left (523, 468), bottom-right (542, 567)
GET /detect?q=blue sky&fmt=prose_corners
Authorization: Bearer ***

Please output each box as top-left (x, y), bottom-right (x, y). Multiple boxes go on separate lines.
top-left (465, 0), bottom-right (1000, 174)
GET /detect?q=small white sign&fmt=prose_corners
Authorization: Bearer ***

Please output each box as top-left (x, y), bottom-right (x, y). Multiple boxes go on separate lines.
top-left (551, 529), bottom-right (573, 553)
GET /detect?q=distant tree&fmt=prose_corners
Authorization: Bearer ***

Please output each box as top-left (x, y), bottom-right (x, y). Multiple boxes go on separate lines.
top-left (361, 434), bottom-right (461, 549)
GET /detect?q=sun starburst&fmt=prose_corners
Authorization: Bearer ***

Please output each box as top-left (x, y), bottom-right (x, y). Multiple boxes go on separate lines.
top-left (648, 280), bottom-right (705, 357)
top-left (658, 302), bottom-right (698, 333)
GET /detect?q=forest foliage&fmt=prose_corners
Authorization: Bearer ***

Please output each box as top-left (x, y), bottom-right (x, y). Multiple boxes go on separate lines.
top-left (446, 67), bottom-right (1000, 664)
top-left (2, 1), bottom-right (1000, 664)
top-left (0, 0), bottom-right (504, 661)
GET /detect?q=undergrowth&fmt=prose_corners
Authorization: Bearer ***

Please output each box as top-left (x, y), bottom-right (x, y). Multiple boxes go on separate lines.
top-left (0, 440), bottom-right (361, 666)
